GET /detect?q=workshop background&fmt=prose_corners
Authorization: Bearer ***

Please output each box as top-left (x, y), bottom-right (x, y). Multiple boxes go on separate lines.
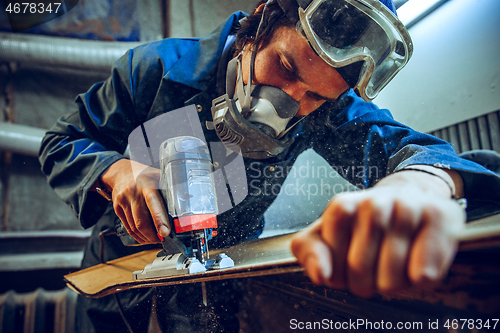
top-left (0, 0), bottom-right (499, 332)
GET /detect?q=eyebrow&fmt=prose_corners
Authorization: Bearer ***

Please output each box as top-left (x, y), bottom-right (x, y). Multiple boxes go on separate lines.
top-left (281, 51), bottom-right (338, 103)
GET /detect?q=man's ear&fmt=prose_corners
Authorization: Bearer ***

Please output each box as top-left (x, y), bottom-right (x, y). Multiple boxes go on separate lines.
top-left (254, 3), bottom-right (266, 14)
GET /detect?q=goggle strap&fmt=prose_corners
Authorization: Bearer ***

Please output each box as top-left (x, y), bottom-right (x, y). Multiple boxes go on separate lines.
top-left (297, 0), bottom-right (314, 10)
top-left (277, 0), bottom-right (313, 23)
top-left (276, 0), bottom-right (299, 23)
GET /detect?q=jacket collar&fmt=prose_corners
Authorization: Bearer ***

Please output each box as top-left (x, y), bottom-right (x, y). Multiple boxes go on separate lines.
top-left (163, 11), bottom-right (246, 91)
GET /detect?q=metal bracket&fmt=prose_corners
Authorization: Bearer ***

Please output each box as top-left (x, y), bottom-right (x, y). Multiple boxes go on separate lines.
top-left (133, 252), bottom-right (234, 280)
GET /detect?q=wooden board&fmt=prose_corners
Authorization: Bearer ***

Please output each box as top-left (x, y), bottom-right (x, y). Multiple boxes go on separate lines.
top-left (65, 214), bottom-right (500, 298)
top-left (458, 213), bottom-right (500, 250)
top-left (65, 232), bottom-right (302, 298)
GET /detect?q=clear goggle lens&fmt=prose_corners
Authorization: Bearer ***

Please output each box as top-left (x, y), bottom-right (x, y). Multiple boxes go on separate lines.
top-left (298, 0), bottom-right (412, 101)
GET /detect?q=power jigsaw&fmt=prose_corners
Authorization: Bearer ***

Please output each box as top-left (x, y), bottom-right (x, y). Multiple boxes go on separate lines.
top-left (116, 136), bottom-right (234, 280)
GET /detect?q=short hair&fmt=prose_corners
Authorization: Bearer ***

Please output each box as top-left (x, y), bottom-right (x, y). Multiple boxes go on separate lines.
top-left (234, 1), bottom-right (294, 54)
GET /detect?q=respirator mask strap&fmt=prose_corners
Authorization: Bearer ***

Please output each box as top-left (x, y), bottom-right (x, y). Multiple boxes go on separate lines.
top-left (225, 56), bottom-right (238, 99)
top-left (238, 1), bottom-right (269, 116)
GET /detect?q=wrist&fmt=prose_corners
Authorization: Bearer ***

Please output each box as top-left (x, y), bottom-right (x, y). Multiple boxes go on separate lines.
top-left (90, 177), bottom-right (112, 201)
top-left (380, 165), bottom-right (463, 199)
top-left (401, 166), bottom-right (456, 197)
top-left (403, 165), bottom-right (464, 198)
top-left (101, 158), bottom-right (136, 190)
top-left (381, 165), bottom-right (467, 209)
top-left (92, 159), bottom-right (129, 201)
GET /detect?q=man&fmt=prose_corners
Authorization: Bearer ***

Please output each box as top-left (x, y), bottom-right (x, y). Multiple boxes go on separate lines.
top-left (39, 0), bottom-right (500, 332)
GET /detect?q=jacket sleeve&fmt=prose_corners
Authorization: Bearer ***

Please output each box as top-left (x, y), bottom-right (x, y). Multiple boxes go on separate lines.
top-left (38, 44), bottom-right (167, 229)
top-left (312, 91), bottom-right (500, 220)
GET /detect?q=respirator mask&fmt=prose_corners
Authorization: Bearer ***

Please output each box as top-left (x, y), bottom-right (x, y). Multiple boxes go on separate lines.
top-left (210, 0), bottom-right (301, 160)
top-left (211, 50), bottom-right (300, 159)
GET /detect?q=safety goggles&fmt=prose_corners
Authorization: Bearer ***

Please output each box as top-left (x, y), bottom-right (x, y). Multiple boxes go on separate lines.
top-left (296, 0), bottom-right (413, 101)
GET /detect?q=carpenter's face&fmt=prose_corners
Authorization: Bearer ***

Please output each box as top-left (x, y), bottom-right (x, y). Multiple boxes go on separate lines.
top-left (241, 25), bottom-right (349, 116)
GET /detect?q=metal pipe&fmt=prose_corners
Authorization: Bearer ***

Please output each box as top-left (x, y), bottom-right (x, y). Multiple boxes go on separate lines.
top-left (0, 32), bottom-right (144, 72)
top-left (0, 122), bottom-right (130, 158)
top-left (0, 122), bottom-right (47, 157)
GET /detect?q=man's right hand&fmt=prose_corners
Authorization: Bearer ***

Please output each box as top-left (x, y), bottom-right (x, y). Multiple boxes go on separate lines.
top-left (100, 159), bottom-right (170, 244)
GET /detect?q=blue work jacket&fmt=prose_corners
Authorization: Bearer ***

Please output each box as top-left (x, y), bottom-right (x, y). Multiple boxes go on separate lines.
top-left (39, 12), bottom-right (500, 249)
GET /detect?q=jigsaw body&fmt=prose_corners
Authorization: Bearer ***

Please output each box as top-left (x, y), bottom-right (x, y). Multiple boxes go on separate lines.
top-left (117, 136), bottom-right (233, 280)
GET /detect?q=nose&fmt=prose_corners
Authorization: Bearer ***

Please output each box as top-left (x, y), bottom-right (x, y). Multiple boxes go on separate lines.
top-left (279, 82), bottom-right (323, 116)
top-left (280, 81), bottom-right (308, 103)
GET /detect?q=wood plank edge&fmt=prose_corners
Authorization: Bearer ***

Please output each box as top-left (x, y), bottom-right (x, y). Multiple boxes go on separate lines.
top-left (66, 263), bottom-right (303, 298)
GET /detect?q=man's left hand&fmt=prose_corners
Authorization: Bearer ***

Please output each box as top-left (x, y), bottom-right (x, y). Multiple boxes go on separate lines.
top-left (290, 168), bottom-right (466, 297)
